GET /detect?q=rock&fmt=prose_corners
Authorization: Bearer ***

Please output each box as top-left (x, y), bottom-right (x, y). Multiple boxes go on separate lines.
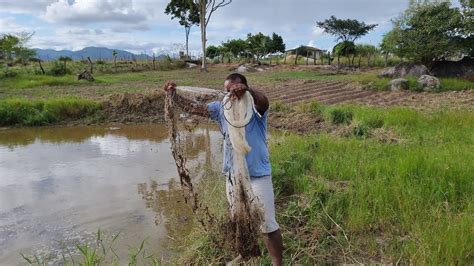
top-left (255, 67), bottom-right (265, 72)
top-left (77, 70), bottom-right (94, 81)
top-left (418, 75), bottom-right (440, 91)
top-left (186, 63), bottom-right (197, 69)
top-left (389, 78), bottom-right (409, 91)
top-left (431, 57), bottom-right (474, 81)
top-left (379, 62), bottom-right (431, 78)
top-left (236, 65), bottom-right (248, 73)
top-left (378, 68), bottom-right (395, 78)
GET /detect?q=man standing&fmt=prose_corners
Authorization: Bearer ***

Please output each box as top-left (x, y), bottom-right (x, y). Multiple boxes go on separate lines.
top-left (164, 73), bottom-right (283, 265)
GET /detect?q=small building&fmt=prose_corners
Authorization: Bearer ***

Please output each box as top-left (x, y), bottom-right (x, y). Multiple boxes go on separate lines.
top-left (284, 45), bottom-right (326, 65)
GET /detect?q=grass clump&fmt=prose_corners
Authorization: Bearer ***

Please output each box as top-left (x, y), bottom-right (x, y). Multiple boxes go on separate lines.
top-left (327, 107), bottom-right (353, 125)
top-left (0, 98), bottom-right (102, 126)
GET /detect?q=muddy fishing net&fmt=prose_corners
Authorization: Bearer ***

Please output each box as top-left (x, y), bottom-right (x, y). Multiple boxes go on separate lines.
top-left (164, 88), bottom-right (263, 260)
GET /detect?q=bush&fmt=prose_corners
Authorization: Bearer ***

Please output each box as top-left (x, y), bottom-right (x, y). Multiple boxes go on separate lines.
top-left (329, 108), bottom-right (353, 124)
top-left (48, 61), bottom-right (71, 76)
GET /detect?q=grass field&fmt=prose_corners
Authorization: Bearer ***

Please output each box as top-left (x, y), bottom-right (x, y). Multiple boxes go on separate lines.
top-left (175, 104), bottom-right (474, 264)
top-left (2, 66), bottom-right (473, 264)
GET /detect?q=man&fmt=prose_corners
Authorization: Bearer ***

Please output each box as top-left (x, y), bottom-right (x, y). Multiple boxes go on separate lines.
top-left (164, 73), bottom-right (283, 265)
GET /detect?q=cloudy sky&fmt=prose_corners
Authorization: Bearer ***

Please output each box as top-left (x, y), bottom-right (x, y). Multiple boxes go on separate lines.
top-left (0, 0), bottom-right (436, 55)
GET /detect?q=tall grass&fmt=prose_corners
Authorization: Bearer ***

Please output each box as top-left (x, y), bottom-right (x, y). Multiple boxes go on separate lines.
top-left (0, 98), bottom-right (102, 126)
top-left (177, 105), bottom-right (474, 264)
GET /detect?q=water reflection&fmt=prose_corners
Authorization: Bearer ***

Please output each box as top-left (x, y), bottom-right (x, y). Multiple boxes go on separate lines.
top-left (0, 124), bottom-right (221, 264)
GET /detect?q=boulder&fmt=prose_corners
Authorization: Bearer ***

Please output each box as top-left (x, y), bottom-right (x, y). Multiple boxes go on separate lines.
top-left (379, 62), bottom-right (431, 78)
top-left (236, 65), bottom-right (248, 73)
top-left (431, 57), bottom-right (474, 81)
top-left (186, 62), bottom-right (198, 69)
top-left (418, 75), bottom-right (440, 91)
top-left (77, 70), bottom-right (94, 81)
top-left (389, 78), bottom-right (409, 91)
top-left (378, 68), bottom-right (395, 78)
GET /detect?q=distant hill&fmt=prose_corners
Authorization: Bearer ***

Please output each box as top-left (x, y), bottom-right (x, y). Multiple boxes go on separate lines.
top-left (33, 47), bottom-right (166, 61)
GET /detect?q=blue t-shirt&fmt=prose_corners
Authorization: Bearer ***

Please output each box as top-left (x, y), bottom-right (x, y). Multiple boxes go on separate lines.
top-left (208, 101), bottom-right (271, 177)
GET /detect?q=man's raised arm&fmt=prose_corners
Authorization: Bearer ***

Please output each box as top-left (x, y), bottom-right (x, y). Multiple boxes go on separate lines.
top-left (163, 81), bottom-right (209, 117)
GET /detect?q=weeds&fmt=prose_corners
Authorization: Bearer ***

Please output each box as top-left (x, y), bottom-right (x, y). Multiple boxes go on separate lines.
top-left (0, 98), bottom-right (102, 126)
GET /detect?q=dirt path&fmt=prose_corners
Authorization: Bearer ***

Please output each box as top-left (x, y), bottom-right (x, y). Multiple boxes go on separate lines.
top-left (260, 80), bottom-right (474, 111)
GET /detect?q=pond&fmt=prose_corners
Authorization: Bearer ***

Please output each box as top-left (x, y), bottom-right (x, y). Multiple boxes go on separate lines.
top-left (0, 124), bottom-right (222, 264)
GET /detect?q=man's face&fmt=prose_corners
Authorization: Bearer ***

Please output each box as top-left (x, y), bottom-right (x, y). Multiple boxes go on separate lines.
top-left (224, 79), bottom-right (233, 92)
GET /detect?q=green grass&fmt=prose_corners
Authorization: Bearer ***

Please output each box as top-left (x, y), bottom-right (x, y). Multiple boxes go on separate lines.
top-left (0, 74), bottom-right (87, 90)
top-left (0, 97), bottom-right (102, 126)
top-left (340, 72), bottom-right (473, 91)
top-left (176, 105), bottom-right (474, 264)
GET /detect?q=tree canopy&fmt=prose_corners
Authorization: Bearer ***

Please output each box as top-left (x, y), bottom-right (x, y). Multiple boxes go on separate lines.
top-left (316, 16), bottom-right (377, 42)
top-left (384, 1), bottom-right (472, 65)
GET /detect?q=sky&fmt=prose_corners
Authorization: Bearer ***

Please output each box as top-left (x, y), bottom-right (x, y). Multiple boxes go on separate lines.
top-left (0, 0), bottom-right (422, 56)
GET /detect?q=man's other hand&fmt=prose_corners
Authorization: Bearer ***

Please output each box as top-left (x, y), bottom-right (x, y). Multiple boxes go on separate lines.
top-left (164, 81), bottom-right (176, 93)
top-left (229, 83), bottom-right (248, 100)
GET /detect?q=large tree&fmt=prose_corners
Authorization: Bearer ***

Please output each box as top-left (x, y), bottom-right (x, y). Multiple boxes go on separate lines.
top-left (0, 32), bottom-right (35, 68)
top-left (387, 1), bottom-right (471, 65)
top-left (165, 0), bottom-right (200, 58)
top-left (246, 32), bottom-right (272, 63)
top-left (316, 16), bottom-right (377, 42)
top-left (193, 0), bottom-right (232, 71)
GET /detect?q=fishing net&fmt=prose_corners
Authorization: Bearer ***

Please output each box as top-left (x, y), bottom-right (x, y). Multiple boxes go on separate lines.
top-left (164, 88), bottom-right (263, 259)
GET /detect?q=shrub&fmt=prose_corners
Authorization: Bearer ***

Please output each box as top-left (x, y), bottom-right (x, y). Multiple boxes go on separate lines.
top-left (329, 108), bottom-right (353, 124)
top-left (48, 61), bottom-right (71, 76)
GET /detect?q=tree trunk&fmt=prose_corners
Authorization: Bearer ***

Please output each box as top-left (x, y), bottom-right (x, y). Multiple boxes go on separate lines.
top-left (367, 55), bottom-right (371, 67)
top-left (269, 56), bottom-right (272, 65)
top-left (283, 52), bottom-right (287, 64)
top-left (185, 26), bottom-right (191, 59)
top-left (351, 55), bottom-right (355, 66)
top-left (114, 56), bottom-right (117, 72)
top-left (199, 0), bottom-right (207, 72)
top-left (38, 61), bottom-right (45, 74)
top-left (384, 53), bottom-right (388, 67)
top-left (294, 50), bottom-right (298, 65)
top-left (153, 53), bottom-right (156, 70)
top-left (306, 50), bottom-right (309, 65)
top-left (313, 51), bottom-right (316, 65)
top-left (337, 55), bottom-right (340, 65)
top-left (358, 56), bottom-right (362, 68)
top-left (87, 57), bottom-right (94, 74)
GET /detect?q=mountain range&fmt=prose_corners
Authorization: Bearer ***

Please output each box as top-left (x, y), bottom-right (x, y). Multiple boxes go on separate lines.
top-left (33, 47), bottom-right (165, 61)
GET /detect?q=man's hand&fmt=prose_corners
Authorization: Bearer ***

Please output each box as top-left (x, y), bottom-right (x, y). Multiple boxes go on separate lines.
top-left (229, 83), bottom-right (248, 100)
top-left (164, 80), bottom-right (176, 93)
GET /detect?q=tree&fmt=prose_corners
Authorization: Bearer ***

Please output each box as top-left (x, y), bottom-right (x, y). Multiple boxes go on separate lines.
top-left (165, 0), bottom-right (200, 58)
top-left (332, 41), bottom-right (356, 65)
top-left (246, 32), bottom-right (272, 63)
top-left (0, 32), bottom-right (35, 68)
top-left (58, 56), bottom-right (72, 71)
top-left (268, 33), bottom-right (286, 64)
top-left (388, 1), bottom-right (470, 65)
top-left (316, 16), bottom-right (377, 42)
top-left (380, 29), bottom-right (401, 66)
top-left (193, 0), bottom-right (232, 71)
top-left (356, 44), bottom-right (377, 67)
top-left (206, 45), bottom-right (220, 59)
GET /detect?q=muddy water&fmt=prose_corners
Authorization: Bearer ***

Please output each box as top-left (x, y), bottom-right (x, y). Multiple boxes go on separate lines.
top-left (0, 124), bottom-right (222, 264)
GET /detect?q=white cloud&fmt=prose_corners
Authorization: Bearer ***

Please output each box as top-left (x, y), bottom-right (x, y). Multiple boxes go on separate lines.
top-left (43, 0), bottom-right (147, 24)
top-left (0, 17), bottom-right (31, 34)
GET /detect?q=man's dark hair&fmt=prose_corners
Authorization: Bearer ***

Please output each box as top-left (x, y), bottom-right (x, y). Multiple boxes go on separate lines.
top-left (225, 73), bottom-right (248, 87)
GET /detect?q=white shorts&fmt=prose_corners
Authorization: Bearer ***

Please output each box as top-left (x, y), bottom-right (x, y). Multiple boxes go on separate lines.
top-left (226, 174), bottom-right (280, 234)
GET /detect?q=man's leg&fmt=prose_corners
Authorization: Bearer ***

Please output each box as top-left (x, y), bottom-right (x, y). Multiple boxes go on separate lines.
top-left (263, 229), bottom-right (283, 266)
top-left (250, 175), bottom-right (282, 266)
